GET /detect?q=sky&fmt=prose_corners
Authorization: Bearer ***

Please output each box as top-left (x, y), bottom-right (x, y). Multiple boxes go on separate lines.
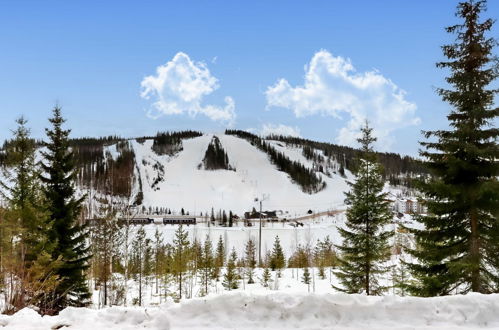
top-left (0, 0), bottom-right (498, 156)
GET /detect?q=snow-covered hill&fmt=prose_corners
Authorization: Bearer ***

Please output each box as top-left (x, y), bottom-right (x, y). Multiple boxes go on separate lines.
top-left (129, 133), bottom-right (352, 215)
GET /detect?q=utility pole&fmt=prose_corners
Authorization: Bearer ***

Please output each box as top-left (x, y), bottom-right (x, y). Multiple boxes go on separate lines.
top-left (255, 194), bottom-right (269, 266)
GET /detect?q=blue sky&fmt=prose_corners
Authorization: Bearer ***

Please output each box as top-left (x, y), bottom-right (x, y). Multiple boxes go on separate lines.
top-left (1, 0), bottom-right (497, 155)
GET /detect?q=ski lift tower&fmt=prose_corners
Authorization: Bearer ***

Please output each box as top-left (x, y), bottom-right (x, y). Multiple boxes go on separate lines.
top-left (255, 194), bottom-right (269, 266)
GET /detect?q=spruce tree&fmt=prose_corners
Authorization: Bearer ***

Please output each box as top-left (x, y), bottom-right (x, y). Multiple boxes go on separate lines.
top-left (302, 267), bottom-right (311, 285)
top-left (213, 235), bottom-right (225, 281)
top-left (40, 107), bottom-right (91, 312)
top-left (90, 204), bottom-right (121, 307)
top-left (153, 227), bottom-right (164, 294)
top-left (172, 225), bottom-right (190, 300)
top-left (223, 248), bottom-right (239, 290)
top-left (199, 236), bottom-right (214, 296)
top-left (261, 267), bottom-right (272, 288)
top-left (130, 226), bottom-right (150, 306)
top-left (314, 240), bottom-right (326, 280)
top-left (244, 239), bottom-right (257, 284)
top-left (270, 236), bottom-right (285, 276)
top-left (407, 0), bottom-right (499, 295)
top-left (334, 122), bottom-right (393, 295)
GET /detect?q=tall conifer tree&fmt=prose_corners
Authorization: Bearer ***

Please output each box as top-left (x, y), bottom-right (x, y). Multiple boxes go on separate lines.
top-left (199, 235), bottom-right (214, 296)
top-left (0, 117), bottom-right (48, 264)
top-left (244, 239), bottom-right (257, 284)
top-left (407, 0), bottom-right (499, 295)
top-left (0, 117), bottom-right (61, 313)
top-left (223, 248), bottom-right (239, 290)
top-left (334, 122), bottom-right (393, 295)
top-left (270, 236), bottom-right (285, 276)
top-left (40, 107), bottom-right (91, 312)
top-left (172, 225), bottom-right (190, 300)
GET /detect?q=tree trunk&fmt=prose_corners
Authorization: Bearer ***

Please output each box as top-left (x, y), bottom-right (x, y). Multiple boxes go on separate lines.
top-left (470, 209), bottom-right (481, 292)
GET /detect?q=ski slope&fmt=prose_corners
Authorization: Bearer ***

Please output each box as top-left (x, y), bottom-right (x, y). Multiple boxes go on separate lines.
top-left (132, 134), bottom-right (351, 215)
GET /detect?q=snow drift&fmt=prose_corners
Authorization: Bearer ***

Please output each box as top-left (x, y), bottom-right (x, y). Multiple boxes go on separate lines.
top-left (2, 292), bottom-right (498, 330)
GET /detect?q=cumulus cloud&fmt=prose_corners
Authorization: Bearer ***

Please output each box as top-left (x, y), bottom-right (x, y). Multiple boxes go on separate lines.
top-left (141, 52), bottom-right (235, 124)
top-left (261, 123), bottom-right (301, 138)
top-left (265, 50), bottom-right (419, 150)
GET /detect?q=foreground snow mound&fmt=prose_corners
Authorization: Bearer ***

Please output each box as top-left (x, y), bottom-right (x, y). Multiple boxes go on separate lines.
top-left (2, 292), bottom-right (499, 329)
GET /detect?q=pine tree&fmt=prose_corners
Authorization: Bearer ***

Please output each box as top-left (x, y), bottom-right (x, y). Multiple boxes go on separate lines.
top-left (244, 239), bottom-right (257, 284)
top-left (261, 267), bottom-right (272, 288)
top-left (334, 122), bottom-right (393, 295)
top-left (321, 236), bottom-right (336, 271)
top-left (223, 248), bottom-right (239, 290)
top-left (313, 240), bottom-right (326, 280)
top-left (392, 258), bottom-right (409, 296)
top-left (172, 225), bottom-right (190, 300)
top-left (130, 226), bottom-right (150, 306)
top-left (91, 204), bottom-right (121, 307)
top-left (199, 236), bottom-right (214, 296)
top-left (302, 267), bottom-right (311, 285)
top-left (153, 227), bottom-right (164, 294)
top-left (213, 235), bottom-right (225, 281)
top-left (270, 236), bottom-right (285, 276)
top-left (158, 243), bottom-right (174, 302)
top-left (407, 0), bottom-right (499, 295)
top-left (40, 107), bottom-right (91, 312)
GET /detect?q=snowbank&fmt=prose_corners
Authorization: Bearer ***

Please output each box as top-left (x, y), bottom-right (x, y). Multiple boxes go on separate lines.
top-left (2, 292), bottom-right (498, 329)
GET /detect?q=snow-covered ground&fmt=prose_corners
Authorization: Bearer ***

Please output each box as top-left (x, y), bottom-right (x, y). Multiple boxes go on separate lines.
top-left (3, 292), bottom-right (499, 330)
top-left (139, 213), bottom-right (346, 256)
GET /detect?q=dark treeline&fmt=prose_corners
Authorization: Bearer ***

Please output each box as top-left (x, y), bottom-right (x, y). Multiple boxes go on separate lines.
top-left (225, 130), bottom-right (325, 194)
top-left (202, 136), bottom-right (232, 170)
top-left (265, 134), bottom-right (428, 186)
top-left (69, 135), bottom-right (123, 147)
top-left (152, 130), bottom-right (202, 156)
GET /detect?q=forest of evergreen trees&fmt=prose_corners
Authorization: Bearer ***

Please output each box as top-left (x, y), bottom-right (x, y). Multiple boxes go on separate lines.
top-left (265, 134), bottom-right (428, 187)
top-left (151, 130), bottom-right (202, 156)
top-left (201, 136), bottom-right (232, 170)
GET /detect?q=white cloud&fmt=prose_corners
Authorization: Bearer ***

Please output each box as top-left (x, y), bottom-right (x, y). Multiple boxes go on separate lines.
top-left (261, 123), bottom-right (301, 138)
top-left (141, 52), bottom-right (235, 124)
top-left (265, 50), bottom-right (419, 150)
